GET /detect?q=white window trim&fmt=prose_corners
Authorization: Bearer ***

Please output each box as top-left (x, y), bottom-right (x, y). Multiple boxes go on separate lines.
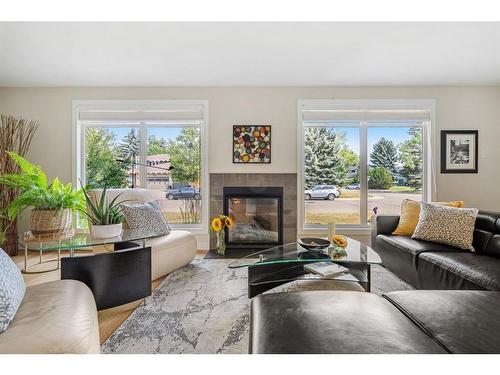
top-left (297, 99), bottom-right (436, 234)
top-left (72, 99), bottom-right (209, 235)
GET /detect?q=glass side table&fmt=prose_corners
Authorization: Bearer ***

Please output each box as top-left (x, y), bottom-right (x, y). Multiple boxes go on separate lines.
top-left (18, 228), bottom-right (161, 274)
top-left (19, 230), bottom-right (75, 274)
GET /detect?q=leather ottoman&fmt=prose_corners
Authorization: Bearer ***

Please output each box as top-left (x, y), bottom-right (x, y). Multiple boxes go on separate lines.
top-left (250, 291), bottom-right (446, 354)
top-left (250, 290), bottom-right (500, 354)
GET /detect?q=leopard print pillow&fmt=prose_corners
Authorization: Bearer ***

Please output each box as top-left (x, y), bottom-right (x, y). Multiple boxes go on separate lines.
top-left (120, 200), bottom-right (170, 236)
top-left (412, 202), bottom-right (478, 250)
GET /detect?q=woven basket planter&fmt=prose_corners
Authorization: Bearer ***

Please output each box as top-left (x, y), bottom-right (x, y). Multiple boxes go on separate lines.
top-left (30, 209), bottom-right (72, 235)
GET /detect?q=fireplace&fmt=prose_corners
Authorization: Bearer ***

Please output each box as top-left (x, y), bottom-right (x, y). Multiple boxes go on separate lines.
top-left (223, 187), bottom-right (283, 250)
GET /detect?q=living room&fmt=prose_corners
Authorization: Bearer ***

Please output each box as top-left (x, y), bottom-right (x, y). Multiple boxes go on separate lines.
top-left (1, 1), bottom-right (500, 373)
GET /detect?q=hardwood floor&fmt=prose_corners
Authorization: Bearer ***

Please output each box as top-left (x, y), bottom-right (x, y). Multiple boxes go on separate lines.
top-left (11, 248), bottom-right (208, 344)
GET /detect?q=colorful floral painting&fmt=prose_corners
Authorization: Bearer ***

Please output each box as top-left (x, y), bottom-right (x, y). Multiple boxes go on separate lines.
top-left (233, 125), bottom-right (271, 163)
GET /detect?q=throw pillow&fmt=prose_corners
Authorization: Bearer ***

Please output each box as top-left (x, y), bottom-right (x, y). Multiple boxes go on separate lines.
top-left (392, 199), bottom-right (464, 236)
top-left (0, 248), bottom-right (26, 333)
top-left (120, 200), bottom-right (170, 236)
top-left (412, 202), bottom-right (478, 250)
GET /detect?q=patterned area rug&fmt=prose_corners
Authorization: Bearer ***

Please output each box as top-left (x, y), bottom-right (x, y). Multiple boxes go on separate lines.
top-left (101, 258), bottom-right (413, 354)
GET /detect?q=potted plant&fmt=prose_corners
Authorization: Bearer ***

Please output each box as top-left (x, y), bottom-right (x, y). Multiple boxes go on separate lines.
top-left (79, 183), bottom-right (125, 239)
top-left (0, 152), bottom-right (84, 235)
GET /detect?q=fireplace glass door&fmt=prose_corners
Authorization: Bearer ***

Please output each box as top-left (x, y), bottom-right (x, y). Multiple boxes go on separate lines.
top-left (226, 197), bottom-right (280, 245)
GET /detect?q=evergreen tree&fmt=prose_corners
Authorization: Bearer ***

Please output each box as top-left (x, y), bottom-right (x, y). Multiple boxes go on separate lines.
top-left (119, 129), bottom-right (141, 187)
top-left (399, 127), bottom-right (423, 189)
top-left (370, 137), bottom-right (398, 173)
top-left (119, 129), bottom-right (140, 160)
top-left (304, 128), bottom-right (349, 189)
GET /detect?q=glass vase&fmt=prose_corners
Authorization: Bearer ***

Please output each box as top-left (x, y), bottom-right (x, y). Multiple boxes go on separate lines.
top-left (216, 230), bottom-right (226, 255)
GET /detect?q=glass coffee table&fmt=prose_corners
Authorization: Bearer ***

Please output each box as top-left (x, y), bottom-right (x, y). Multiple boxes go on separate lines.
top-left (228, 238), bottom-right (381, 298)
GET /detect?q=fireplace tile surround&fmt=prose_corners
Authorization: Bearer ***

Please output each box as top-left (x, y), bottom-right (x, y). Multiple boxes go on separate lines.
top-left (209, 173), bottom-right (297, 250)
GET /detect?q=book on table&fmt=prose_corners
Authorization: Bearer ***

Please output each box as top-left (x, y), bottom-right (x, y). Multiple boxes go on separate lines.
top-left (304, 262), bottom-right (349, 277)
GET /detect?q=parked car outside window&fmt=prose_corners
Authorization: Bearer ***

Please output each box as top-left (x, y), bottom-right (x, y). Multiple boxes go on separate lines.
top-left (345, 183), bottom-right (360, 190)
top-left (304, 185), bottom-right (340, 200)
top-left (166, 186), bottom-right (201, 200)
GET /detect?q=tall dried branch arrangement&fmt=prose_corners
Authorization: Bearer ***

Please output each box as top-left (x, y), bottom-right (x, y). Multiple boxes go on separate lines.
top-left (0, 115), bottom-right (39, 255)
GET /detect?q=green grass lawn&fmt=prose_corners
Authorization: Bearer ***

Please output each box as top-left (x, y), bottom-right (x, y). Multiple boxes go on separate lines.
top-left (305, 212), bottom-right (361, 225)
top-left (339, 189), bottom-right (375, 199)
top-left (164, 212), bottom-right (185, 224)
top-left (305, 212), bottom-right (378, 225)
top-left (388, 186), bottom-right (418, 192)
top-left (341, 187), bottom-right (419, 196)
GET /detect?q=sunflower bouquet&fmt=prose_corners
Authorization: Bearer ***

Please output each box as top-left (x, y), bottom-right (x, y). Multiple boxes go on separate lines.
top-left (328, 234), bottom-right (349, 259)
top-left (211, 214), bottom-right (234, 255)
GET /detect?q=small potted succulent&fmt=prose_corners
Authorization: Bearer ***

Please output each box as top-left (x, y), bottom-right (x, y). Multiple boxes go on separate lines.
top-left (79, 183), bottom-right (125, 239)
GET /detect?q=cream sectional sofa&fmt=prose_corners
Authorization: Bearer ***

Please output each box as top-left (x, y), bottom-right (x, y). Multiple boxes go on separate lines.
top-left (89, 188), bottom-right (197, 280)
top-left (0, 280), bottom-right (100, 354)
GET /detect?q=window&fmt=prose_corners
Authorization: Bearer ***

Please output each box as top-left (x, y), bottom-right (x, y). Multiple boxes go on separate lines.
top-left (298, 100), bottom-right (434, 231)
top-left (73, 100), bottom-right (208, 232)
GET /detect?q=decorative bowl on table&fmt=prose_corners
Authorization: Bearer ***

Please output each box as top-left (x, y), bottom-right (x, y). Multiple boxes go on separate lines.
top-left (297, 237), bottom-right (331, 251)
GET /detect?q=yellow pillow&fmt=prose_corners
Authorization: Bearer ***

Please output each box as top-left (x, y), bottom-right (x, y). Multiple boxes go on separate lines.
top-left (392, 199), bottom-right (464, 236)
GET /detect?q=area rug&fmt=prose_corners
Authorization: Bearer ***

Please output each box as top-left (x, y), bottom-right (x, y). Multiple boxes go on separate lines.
top-left (101, 258), bottom-right (413, 354)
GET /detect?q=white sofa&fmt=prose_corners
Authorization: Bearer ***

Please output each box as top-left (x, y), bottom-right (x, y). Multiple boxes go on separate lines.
top-left (0, 279), bottom-right (100, 354)
top-left (89, 188), bottom-right (197, 280)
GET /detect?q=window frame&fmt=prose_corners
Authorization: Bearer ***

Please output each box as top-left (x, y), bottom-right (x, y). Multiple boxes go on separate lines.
top-left (297, 99), bottom-right (436, 234)
top-left (72, 100), bottom-right (209, 235)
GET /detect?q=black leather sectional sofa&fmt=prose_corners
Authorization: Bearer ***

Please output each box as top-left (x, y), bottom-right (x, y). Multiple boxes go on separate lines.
top-left (249, 211), bottom-right (500, 354)
top-left (371, 210), bottom-right (500, 290)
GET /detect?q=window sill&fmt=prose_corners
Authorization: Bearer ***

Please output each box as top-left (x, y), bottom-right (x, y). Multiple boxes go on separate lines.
top-left (301, 225), bottom-right (372, 235)
top-left (170, 225), bottom-right (208, 235)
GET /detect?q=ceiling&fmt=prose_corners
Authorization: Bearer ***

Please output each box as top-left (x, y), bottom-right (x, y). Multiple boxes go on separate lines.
top-left (1, 22), bottom-right (500, 87)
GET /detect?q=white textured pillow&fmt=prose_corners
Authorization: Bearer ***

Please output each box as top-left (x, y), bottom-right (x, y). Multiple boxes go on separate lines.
top-left (120, 200), bottom-right (170, 236)
top-left (412, 202), bottom-right (478, 250)
top-left (0, 248), bottom-right (26, 333)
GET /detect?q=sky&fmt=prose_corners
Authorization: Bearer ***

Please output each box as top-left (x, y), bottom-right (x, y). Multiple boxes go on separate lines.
top-left (105, 127), bottom-right (183, 143)
top-left (327, 121), bottom-right (422, 155)
top-left (104, 122), bottom-right (419, 157)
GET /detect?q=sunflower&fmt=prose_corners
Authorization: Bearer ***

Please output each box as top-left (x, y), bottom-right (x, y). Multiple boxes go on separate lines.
top-left (225, 216), bottom-right (234, 228)
top-left (211, 217), bottom-right (223, 232)
top-left (331, 234), bottom-right (348, 248)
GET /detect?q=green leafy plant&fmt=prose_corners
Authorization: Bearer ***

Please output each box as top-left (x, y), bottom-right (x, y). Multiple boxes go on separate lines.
top-left (0, 152), bottom-right (84, 221)
top-left (79, 182), bottom-right (125, 225)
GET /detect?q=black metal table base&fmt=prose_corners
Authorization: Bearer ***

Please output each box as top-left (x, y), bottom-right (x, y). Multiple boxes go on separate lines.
top-left (61, 242), bottom-right (152, 310)
top-left (247, 262), bottom-right (372, 298)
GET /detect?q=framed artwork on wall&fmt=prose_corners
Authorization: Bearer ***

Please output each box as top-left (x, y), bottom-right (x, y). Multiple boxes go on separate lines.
top-left (440, 130), bottom-right (478, 173)
top-left (233, 125), bottom-right (271, 163)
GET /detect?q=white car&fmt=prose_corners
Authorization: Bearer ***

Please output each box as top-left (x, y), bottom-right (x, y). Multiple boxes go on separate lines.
top-left (304, 185), bottom-right (340, 200)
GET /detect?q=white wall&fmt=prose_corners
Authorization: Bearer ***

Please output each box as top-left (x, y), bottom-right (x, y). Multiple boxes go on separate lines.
top-left (1, 86), bottom-right (500, 244)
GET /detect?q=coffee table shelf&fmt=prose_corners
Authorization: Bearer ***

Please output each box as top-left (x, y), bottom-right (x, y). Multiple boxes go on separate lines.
top-left (228, 239), bottom-right (381, 297)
